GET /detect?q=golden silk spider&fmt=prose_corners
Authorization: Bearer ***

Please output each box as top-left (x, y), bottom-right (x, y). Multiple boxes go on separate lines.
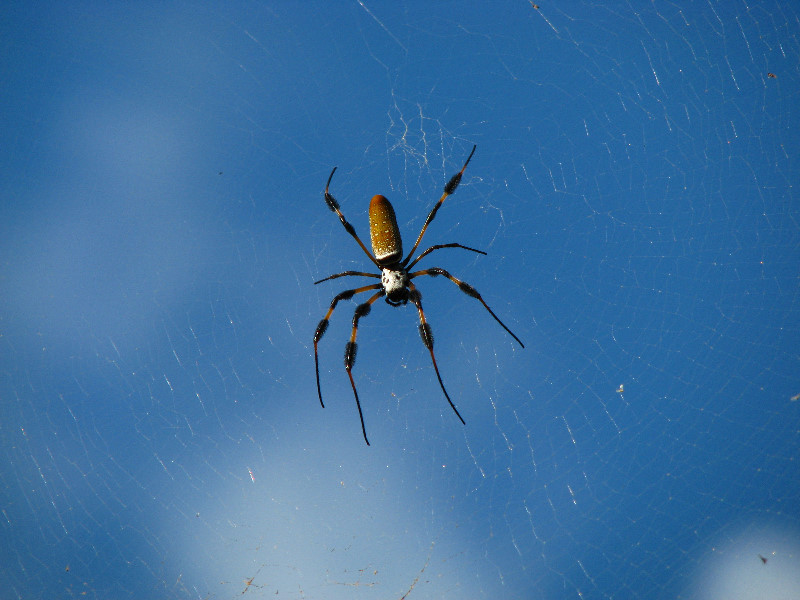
top-left (314, 146), bottom-right (524, 445)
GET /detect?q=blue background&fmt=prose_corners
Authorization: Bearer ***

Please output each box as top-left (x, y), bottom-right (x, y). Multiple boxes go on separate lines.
top-left (1, 2), bottom-right (798, 599)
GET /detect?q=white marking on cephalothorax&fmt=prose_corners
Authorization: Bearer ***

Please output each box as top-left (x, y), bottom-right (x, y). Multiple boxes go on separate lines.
top-left (381, 268), bottom-right (408, 295)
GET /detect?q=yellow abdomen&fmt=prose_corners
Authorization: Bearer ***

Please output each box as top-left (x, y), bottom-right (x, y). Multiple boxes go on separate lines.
top-left (369, 195), bottom-right (403, 266)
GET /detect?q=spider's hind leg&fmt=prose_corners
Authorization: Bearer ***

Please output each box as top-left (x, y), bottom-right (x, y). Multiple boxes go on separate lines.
top-left (323, 167), bottom-right (379, 267)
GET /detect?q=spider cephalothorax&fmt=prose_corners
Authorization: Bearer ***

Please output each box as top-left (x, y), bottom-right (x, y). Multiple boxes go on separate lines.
top-left (314, 146), bottom-right (524, 445)
top-left (380, 267), bottom-right (409, 306)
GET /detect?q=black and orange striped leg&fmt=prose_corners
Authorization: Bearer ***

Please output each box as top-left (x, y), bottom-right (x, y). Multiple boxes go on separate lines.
top-left (408, 282), bottom-right (465, 426)
top-left (403, 145), bottom-right (477, 264)
top-left (314, 283), bottom-right (382, 411)
top-left (409, 268), bottom-right (525, 348)
top-left (344, 290), bottom-right (385, 446)
top-left (405, 242), bottom-right (486, 271)
top-left (324, 168), bottom-right (379, 267)
top-left (314, 271), bottom-right (380, 285)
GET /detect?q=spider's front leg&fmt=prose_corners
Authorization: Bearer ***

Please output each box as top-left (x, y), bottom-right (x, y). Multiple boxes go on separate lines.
top-left (409, 268), bottom-right (524, 347)
top-left (343, 290), bottom-right (385, 446)
top-left (408, 282), bottom-right (465, 425)
top-left (314, 283), bottom-right (381, 410)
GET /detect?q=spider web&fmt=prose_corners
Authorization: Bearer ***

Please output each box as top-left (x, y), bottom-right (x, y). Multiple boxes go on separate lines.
top-left (1, 2), bottom-right (799, 599)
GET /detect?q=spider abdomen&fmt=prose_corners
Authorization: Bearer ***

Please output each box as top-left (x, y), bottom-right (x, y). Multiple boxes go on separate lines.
top-left (369, 195), bottom-right (403, 266)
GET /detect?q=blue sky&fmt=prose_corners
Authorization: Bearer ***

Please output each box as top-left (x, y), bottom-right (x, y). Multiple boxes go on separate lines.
top-left (1, 2), bottom-right (799, 599)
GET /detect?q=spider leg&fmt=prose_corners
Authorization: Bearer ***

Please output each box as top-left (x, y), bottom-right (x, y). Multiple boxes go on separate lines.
top-left (344, 290), bottom-right (385, 446)
top-left (314, 271), bottom-right (380, 285)
top-left (409, 268), bottom-right (524, 348)
top-left (324, 167), bottom-right (380, 267)
top-left (314, 283), bottom-right (382, 411)
top-left (402, 145), bottom-right (477, 266)
top-left (405, 242), bottom-right (486, 271)
top-left (408, 282), bottom-right (465, 426)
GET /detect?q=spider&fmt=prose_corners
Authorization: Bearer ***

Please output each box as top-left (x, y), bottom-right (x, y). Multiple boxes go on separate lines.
top-left (314, 146), bottom-right (524, 445)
